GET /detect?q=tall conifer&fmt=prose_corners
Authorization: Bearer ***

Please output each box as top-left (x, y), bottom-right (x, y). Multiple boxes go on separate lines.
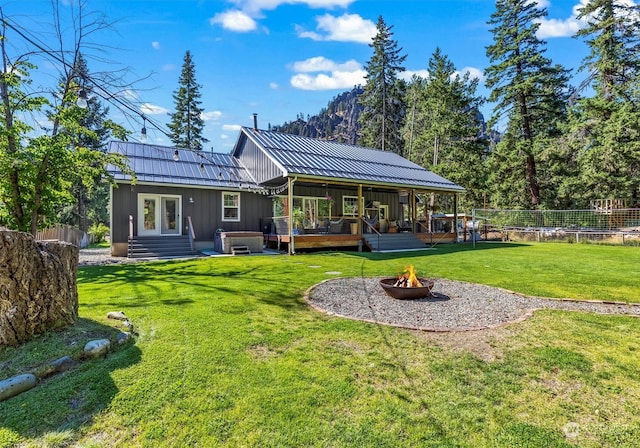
top-left (358, 16), bottom-right (406, 154)
top-left (167, 51), bottom-right (207, 150)
top-left (567, 0), bottom-right (640, 204)
top-left (485, 0), bottom-right (570, 208)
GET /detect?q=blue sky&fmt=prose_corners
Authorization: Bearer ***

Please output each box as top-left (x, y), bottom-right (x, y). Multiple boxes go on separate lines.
top-left (4, 0), bottom-right (636, 152)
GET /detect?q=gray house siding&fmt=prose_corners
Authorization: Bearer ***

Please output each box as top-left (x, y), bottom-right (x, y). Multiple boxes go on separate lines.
top-left (111, 182), bottom-right (273, 245)
top-left (235, 136), bottom-right (284, 185)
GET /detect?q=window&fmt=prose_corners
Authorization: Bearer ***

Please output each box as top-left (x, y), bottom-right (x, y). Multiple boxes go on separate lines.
top-left (222, 192), bottom-right (240, 221)
top-left (342, 196), bottom-right (364, 216)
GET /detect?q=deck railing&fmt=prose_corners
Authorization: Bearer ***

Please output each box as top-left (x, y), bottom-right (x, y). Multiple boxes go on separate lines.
top-left (187, 216), bottom-right (195, 251)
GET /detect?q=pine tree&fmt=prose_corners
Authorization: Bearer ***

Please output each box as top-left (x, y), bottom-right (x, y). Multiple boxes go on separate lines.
top-left (405, 48), bottom-right (488, 210)
top-left (567, 0), bottom-right (640, 204)
top-left (167, 51), bottom-right (207, 150)
top-left (358, 16), bottom-right (407, 154)
top-left (485, 0), bottom-right (570, 208)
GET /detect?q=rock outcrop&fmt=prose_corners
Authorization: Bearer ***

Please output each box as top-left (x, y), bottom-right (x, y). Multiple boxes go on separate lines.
top-left (0, 229), bottom-right (79, 346)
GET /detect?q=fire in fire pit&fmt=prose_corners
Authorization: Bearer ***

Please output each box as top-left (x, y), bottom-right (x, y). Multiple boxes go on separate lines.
top-left (393, 265), bottom-right (423, 288)
top-left (379, 265), bottom-right (434, 300)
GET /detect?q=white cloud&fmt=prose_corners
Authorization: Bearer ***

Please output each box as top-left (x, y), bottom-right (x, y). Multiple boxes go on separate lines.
top-left (535, 0), bottom-right (590, 39)
top-left (210, 10), bottom-right (257, 32)
top-left (291, 56), bottom-right (361, 73)
top-left (297, 13), bottom-right (376, 43)
top-left (291, 70), bottom-right (365, 90)
top-left (140, 103), bottom-right (169, 115)
top-left (456, 66), bottom-right (485, 82)
top-left (269, 82), bottom-right (279, 89)
top-left (223, 124), bottom-right (242, 131)
top-left (151, 41), bottom-right (161, 50)
top-left (536, 16), bottom-right (582, 38)
top-left (202, 111), bottom-right (223, 122)
top-left (401, 70), bottom-right (430, 81)
top-left (123, 89), bottom-right (139, 100)
top-left (230, 0), bottom-right (354, 15)
top-left (289, 56), bottom-right (365, 90)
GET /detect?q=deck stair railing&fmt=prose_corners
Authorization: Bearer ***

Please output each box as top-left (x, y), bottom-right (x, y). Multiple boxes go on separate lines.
top-left (361, 215), bottom-right (381, 249)
top-left (128, 215), bottom-right (134, 257)
top-left (187, 216), bottom-right (196, 251)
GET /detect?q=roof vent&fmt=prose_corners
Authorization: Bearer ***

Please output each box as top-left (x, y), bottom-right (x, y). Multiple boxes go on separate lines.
top-left (253, 113), bottom-right (258, 131)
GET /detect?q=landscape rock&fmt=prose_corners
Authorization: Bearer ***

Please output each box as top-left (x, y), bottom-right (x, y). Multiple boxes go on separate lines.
top-left (84, 339), bottom-right (111, 358)
top-left (0, 373), bottom-right (37, 402)
top-left (0, 230), bottom-right (78, 346)
top-left (116, 331), bottom-right (132, 345)
top-left (49, 355), bottom-right (77, 373)
top-left (107, 311), bottom-right (128, 321)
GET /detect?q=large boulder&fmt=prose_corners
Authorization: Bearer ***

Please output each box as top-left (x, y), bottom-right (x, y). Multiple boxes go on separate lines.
top-left (0, 229), bottom-right (79, 346)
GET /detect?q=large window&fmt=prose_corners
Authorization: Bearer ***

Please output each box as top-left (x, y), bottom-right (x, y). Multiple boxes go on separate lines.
top-left (222, 192), bottom-right (240, 221)
top-left (273, 195), bottom-right (330, 228)
top-left (342, 196), bottom-right (364, 216)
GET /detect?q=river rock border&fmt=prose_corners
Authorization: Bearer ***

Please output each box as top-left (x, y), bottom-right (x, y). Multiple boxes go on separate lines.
top-left (0, 311), bottom-right (134, 402)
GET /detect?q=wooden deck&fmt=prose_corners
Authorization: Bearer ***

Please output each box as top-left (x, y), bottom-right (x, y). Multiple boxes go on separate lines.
top-left (265, 232), bottom-right (457, 252)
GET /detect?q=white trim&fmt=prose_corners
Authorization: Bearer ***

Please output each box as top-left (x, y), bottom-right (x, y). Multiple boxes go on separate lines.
top-left (137, 193), bottom-right (182, 236)
top-left (221, 191), bottom-right (241, 222)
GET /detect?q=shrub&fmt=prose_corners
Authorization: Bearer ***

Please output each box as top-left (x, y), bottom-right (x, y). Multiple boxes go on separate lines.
top-left (88, 223), bottom-right (109, 243)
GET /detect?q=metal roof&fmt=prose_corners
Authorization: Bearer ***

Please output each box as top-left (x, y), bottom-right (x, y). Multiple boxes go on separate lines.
top-left (238, 127), bottom-right (465, 192)
top-left (108, 129), bottom-right (465, 193)
top-left (106, 141), bottom-right (256, 188)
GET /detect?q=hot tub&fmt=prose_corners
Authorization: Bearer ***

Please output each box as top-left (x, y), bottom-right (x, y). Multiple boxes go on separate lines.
top-left (217, 231), bottom-right (264, 254)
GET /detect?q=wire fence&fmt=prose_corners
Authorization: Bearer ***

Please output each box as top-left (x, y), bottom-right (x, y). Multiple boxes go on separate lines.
top-left (470, 208), bottom-right (640, 246)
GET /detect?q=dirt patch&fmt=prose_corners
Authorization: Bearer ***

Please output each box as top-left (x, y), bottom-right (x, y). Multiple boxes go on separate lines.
top-left (413, 326), bottom-right (515, 362)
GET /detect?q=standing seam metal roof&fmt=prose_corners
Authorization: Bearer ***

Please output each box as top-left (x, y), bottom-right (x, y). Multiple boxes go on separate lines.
top-left (106, 141), bottom-right (255, 188)
top-left (240, 127), bottom-right (465, 191)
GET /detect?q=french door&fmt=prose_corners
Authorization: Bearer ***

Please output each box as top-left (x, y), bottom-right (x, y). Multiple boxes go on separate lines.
top-left (138, 194), bottom-right (181, 236)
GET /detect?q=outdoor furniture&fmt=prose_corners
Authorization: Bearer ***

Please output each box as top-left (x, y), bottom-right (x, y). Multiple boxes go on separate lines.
top-left (329, 218), bottom-right (345, 233)
top-left (316, 219), bottom-right (330, 233)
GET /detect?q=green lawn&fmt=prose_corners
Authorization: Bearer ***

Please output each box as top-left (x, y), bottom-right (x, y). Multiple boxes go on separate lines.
top-left (1, 242), bottom-right (639, 447)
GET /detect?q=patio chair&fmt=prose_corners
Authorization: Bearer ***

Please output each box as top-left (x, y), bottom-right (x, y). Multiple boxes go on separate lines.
top-left (329, 218), bottom-right (345, 234)
top-left (316, 219), bottom-right (330, 234)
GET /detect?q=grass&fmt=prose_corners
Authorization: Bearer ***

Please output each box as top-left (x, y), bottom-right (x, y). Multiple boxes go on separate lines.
top-left (1, 242), bottom-right (639, 447)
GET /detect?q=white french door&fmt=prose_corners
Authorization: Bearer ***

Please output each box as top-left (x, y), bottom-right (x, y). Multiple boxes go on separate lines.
top-left (138, 194), bottom-right (181, 236)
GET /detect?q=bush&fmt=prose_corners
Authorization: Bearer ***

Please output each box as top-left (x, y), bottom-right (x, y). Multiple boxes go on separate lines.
top-left (88, 223), bottom-right (110, 243)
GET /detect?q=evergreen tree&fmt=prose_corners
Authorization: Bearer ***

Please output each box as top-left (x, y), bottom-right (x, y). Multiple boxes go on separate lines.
top-left (404, 48), bottom-right (488, 211)
top-left (167, 51), bottom-right (207, 150)
top-left (358, 16), bottom-right (407, 154)
top-left (485, 0), bottom-right (571, 208)
top-left (567, 0), bottom-right (640, 204)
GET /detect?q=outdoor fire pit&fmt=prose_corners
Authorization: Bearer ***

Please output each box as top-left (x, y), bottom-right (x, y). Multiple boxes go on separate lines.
top-left (379, 265), bottom-right (434, 300)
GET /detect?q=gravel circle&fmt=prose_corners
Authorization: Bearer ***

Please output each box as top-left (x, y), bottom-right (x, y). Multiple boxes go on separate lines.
top-left (306, 277), bottom-right (640, 331)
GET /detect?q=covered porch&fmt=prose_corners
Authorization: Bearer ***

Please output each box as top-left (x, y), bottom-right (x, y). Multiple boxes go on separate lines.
top-left (262, 177), bottom-right (460, 253)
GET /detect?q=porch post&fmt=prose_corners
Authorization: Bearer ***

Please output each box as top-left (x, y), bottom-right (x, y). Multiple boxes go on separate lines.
top-left (357, 184), bottom-right (363, 234)
top-left (453, 193), bottom-right (459, 243)
top-left (411, 189), bottom-right (416, 233)
top-left (288, 177), bottom-right (295, 255)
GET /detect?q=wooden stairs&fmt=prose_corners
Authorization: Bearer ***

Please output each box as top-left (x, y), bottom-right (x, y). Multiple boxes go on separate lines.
top-left (128, 236), bottom-right (197, 259)
top-left (362, 232), bottom-right (429, 252)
